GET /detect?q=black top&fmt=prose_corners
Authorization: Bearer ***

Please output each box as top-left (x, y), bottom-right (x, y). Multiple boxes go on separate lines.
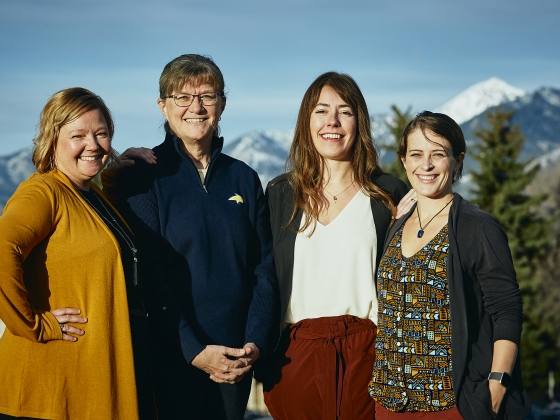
top-left (79, 188), bottom-right (145, 318)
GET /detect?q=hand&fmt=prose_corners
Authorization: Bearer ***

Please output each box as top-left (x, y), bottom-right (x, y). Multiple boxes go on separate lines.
top-left (489, 379), bottom-right (507, 418)
top-left (51, 307), bottom-right (88, 342)
top-left (211, 343), bottom-right (261, 384)
top-left (192, 345), bottom-right (252, 384)
top-left (108, 147), bottom-right (157, 170)
top-left (395, 189), bottom-right (417, 219)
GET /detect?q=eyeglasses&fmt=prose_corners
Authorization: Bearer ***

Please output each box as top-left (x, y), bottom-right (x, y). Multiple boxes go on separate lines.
top-left (163, 92), bottom-right (223, 107)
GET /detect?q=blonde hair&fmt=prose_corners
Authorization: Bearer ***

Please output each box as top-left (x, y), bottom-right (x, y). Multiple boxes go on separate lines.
top-left (32, 87), bottom-right (117, 173)
top-left (287, 72), bottom-right (394, 234)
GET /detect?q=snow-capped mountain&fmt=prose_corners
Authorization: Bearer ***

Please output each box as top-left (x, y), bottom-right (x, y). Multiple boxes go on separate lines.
top-left (1, 79), bottom-right (560, 208)
top-left (223, 130), bottom-right (293, 186)
top-left (435, 77), bottom-right (525, 124)
top-left (461, 86), bottom-right (560, 159)
top-left (0, 147), bottom-right (35, 208)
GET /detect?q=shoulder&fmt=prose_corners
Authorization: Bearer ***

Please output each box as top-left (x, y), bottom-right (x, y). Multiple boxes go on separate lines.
top-left (370, 168), bottom-right (408, 202)
top-left (15, 172), bottom-right (67, 197)
top-left (265, 173), bottom-right (293, 200)
top-left (454, 196), bottom-right (503, 231)
top-left (267, 173), bottom-right (289, 191)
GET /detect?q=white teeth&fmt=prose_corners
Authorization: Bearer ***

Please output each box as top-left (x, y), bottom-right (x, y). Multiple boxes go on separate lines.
top-left (322, 134), bottom-right (341, 139)
top-left (80, 156), bottom-right (99, 161)
top-left (184, 119), bottom-right (205, 123)
top-left (419, 175), bottom-right (436, 180)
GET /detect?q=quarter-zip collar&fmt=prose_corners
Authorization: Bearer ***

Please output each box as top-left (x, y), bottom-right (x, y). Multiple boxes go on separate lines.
top-left (172, 134), bottom-right (224, 193)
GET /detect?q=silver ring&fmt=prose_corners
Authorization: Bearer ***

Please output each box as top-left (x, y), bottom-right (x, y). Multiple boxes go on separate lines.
top-left (60, 324), bottom-right (65, 333)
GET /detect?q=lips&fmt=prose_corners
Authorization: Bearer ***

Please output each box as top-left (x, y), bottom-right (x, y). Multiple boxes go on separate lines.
top-left (416, 174), bottom-right (439, 183)
top-left (80, 156), bottom-right (102, 161)
top-left (320, 133), bottom-right (342, 140)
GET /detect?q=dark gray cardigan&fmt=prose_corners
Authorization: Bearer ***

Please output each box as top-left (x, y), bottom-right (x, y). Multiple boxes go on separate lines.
top-left (383, 193), bottom-right (531, 420)
top-left (265, 169), bottom-right (408, 332)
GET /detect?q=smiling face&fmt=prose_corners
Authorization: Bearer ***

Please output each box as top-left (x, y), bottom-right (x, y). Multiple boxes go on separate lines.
top-left (402, 128), bottom-right (463, 199)
top-left (309, 85), bottom-right (357, 162)
top-left (54, 108), bottom-right (111, 190)
top-left (158, 82), bottom-right (225, 146)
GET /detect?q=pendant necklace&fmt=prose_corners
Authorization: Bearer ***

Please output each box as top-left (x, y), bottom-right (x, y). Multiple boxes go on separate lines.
top-left (81, 190), bottom-right (139, 286)
top-left (416, 197), bottom-right (454, 238)
top-left (324, 181), bottom-right (355, 203)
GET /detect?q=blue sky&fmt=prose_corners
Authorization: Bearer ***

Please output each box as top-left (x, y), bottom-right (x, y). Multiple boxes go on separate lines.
top-left (1, 0), bottom-right (559, 155)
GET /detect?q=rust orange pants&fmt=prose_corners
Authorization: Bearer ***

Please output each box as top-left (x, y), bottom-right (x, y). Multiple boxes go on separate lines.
top-left (263, 315), bottom-right (376, 420)
top-left (375, 402), bottom-right (463, 419)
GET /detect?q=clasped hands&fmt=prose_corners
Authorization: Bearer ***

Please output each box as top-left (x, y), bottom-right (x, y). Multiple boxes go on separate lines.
top-left (191, 343), bottom-right (260, 384)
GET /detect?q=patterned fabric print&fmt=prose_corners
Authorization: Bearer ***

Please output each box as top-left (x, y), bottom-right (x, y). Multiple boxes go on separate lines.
top-left (369, 225), bottom-right (455, 412)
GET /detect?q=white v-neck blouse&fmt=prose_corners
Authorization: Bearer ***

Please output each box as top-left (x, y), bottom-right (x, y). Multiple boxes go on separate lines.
top-left (286, 190), bottom-right (378, 325)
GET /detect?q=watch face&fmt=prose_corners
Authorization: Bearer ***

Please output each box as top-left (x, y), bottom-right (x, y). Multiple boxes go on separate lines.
top-left (500, 372), bottom-right (513, 388)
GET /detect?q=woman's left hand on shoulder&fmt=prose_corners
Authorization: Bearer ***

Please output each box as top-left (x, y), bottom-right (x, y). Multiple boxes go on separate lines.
top-left (108, 147), bottom-right (157, 170)
top-left (395, 189), bottom-right (417, 219)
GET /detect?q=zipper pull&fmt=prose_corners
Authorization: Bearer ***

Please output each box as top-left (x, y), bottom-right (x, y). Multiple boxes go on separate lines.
top-left (203, 184), bottom-right (208, 193)
top-left (132, 249), bottom-right (138, 286)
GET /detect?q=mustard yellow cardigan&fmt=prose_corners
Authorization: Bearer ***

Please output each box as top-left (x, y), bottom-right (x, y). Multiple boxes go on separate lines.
top-left (0, 170), bottom-right (139, 420)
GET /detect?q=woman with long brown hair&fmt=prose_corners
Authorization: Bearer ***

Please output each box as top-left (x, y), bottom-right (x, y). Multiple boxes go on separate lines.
top-left (262, 72), bottom-right (408, 419)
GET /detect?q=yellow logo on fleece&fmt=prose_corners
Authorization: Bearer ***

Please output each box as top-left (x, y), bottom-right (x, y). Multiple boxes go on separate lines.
top-left (228, 194), bottom-right (244, 204)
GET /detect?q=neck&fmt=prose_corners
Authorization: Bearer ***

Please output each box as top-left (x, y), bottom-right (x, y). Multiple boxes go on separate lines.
top-left (323, 159), bottom-right (354, 186)
top-left (416, 192), bottom-right (454, 215)
top-left (179, 136), bottom-right (212, 169)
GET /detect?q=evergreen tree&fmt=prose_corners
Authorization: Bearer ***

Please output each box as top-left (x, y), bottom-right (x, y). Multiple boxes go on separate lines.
top-left (381, 105), bottom-right (412, 186)
top-left (470, 108), bottom-right (555, 399)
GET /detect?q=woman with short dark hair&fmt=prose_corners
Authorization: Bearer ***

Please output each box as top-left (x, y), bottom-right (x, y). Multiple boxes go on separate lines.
top-left (369, 111), bottom-right (531, 419)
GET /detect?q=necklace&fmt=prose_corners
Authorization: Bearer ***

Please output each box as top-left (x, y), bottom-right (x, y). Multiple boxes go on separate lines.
top-left (324, 180), bottom-right (355, 203)
top-left (416, 197), bottom-right (454, 238)
top-left (80, 190), bottom-right (139, 286)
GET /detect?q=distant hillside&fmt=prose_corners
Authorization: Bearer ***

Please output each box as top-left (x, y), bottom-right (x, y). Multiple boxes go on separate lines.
top-left (0, 148), bottom-right (34, 208)
top-left (1, 80), bottom-right (560, 207)
top-left (222, 130), bottom-right (293, 186)
top-left (461, 87), bottom-right (560, 160)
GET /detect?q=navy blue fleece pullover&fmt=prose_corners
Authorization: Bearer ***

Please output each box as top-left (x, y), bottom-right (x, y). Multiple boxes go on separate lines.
top-left (102, 134), bottom-right (279, 362)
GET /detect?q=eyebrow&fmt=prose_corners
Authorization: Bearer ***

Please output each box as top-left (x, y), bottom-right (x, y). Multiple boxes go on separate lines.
top-left (408, 148), bottom-right (447, 153)
top-left (315, 102), bottom-right (352, 108)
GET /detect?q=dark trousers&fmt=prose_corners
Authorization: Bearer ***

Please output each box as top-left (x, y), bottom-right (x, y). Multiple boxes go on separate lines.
top-left (264, 315), bottom-right (377, 420)
top-left (151, 350), bottom-right (253, 420)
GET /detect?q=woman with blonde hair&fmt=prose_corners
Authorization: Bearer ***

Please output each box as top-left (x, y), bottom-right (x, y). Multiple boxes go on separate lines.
top-left (262, 72), bottom-right (408, 419)
top-left (0, 87), bottom-right (155, 419)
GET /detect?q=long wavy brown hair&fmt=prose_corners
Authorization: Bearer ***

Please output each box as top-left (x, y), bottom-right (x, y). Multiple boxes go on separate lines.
top-left (287, 72), bottom-right (394, 234)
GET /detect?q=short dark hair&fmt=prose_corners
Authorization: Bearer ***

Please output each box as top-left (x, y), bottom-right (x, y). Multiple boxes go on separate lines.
top-left (398, 111), bottom-right (467, 182)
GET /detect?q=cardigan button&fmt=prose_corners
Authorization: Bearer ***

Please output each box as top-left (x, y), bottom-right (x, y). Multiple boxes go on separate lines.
top-left (162, 306), bottom-right (167, 310)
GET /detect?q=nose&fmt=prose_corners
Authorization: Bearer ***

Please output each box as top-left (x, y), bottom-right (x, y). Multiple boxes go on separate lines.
top-left (85, 134), bottom-right (101, 150)
top-left (188, 95), bottom-right (204, 113)
top-left (420, 154), bottom-right (434, 170)
top-left (326, 110), bottom-right (340, 127)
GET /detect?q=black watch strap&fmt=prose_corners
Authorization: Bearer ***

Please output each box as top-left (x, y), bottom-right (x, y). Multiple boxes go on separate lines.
top-left (488, 372), bottom-right (512, 389)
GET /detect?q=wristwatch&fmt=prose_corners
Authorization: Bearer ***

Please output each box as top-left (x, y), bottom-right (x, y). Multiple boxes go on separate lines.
top-left (488, 372), bottom-right (512, 389)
